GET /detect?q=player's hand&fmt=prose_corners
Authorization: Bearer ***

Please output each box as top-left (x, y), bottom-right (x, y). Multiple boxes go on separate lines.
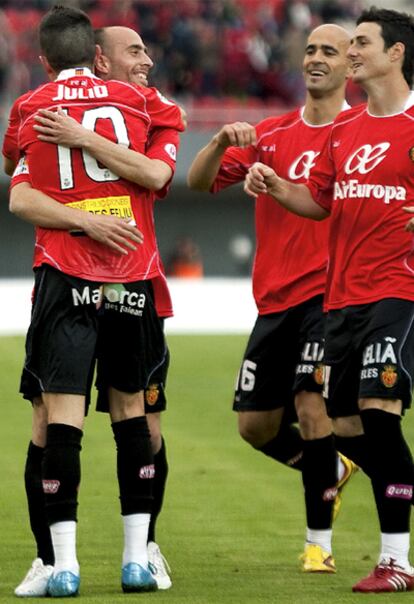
top-left (79, 213), bottom-right (144, 255)
top-left (213, 122), bottom-right (256, 149)
top-left (244, 162), bottom-right (279, 198)
top-left (403, 206), bottom-right (414, 232)
top-left (34, 106), bottom-right (86, 147)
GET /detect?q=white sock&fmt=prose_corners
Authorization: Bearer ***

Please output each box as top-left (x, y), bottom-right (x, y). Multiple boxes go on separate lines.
top-left (337, 455), bottom-right (345, 483)
top-left (380, 533), bottom-right (412, 570)
top-left (306, 528), bottom-right (332, 554)
top-left (50, 521), bottom-right (79, 575)
top-left (123, 513), bottom-right (151, 567)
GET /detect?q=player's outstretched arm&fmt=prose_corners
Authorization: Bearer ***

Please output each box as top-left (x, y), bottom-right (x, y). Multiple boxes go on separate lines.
top-left (33, 107), bottom-right (172, 192)
top-left (187, 122), bottom-right (256, 191)
top-left (244, 162), bottom-right (329, 221)
top-left (10, 182), bottom-right (143, 255)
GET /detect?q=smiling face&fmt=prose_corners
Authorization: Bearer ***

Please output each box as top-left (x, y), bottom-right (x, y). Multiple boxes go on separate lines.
top-left (303, 24), bottom-right (351, 98)
top-left (347, 21), bottom-right (397, 86)
top-left (96, 26), bottom-right (153, 86)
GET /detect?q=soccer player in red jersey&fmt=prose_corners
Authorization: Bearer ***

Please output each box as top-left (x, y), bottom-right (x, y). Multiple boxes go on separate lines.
top-left (5, 6), bottom-right (184, 597)
top-left (5, 26), bottom-right (176, 595)
top-left (245, 7), bottom-right (414, 594)
top-left (188, 24), bottom-right (356, 572)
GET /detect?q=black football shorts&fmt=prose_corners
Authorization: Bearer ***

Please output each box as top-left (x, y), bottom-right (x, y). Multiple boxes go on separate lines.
top-left (233, 295), bottom-right (325, 412)
top-left (323, 298), bottom-right (414, 417)
top-left (21, 265), bottom-right (165, 403)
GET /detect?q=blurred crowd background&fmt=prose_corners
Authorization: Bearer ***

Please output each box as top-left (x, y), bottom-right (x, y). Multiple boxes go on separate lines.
top-left (0, 0), bottom-right (375, 129)
top-left (0, 0), bottom-right (409, 279)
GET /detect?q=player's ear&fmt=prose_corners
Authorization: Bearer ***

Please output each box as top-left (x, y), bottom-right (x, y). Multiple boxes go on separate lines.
top-left (39, 55), bottom-right (55, 81)
top-left (95, 44), bottom-right (110, 77)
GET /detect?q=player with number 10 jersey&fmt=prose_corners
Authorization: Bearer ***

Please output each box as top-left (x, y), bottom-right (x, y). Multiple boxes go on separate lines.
top-left (7, 67), bottom-right (184, 282)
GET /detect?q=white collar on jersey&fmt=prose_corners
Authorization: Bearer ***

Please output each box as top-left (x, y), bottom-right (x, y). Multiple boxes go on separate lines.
top-left (404, 90), bottom-right (414, 110)
top-left (55, 67), bottom-right (95, 81)
top-left (300, 100), bottom-right (350, 127)
top-left (366, 90), bottom-right (414, 117)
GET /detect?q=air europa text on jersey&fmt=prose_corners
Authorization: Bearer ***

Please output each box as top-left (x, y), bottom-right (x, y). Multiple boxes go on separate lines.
top-left (52, 85), bottom-right (109, 101)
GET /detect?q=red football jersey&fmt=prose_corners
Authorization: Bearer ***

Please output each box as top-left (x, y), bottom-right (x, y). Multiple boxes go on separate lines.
top-left (3, 90), bottom-right (32, 165)
top-left (143, 127), bottom-right (181, 317)
top-left (308, 96), bottom-right (414, 310)
top-left (9, 68), bottom-right (184, 282)
top-left (212, 108), bottom-right (333, 314)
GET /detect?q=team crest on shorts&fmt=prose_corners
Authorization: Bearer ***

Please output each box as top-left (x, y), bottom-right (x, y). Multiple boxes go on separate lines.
top-left (145, 383), bottom-right (159, 405)
top-left (313, 364), bottom-right (324, 386)
top-left (381, 365), bottom-right (398, 388)
top-left (409, 147), bottom-right (414, 163)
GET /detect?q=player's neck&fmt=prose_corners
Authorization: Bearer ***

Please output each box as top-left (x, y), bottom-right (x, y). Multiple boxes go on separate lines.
top-left (303, 92), bottom-right (345, 126)
top-left (365, 75), bottom-right (411, 116)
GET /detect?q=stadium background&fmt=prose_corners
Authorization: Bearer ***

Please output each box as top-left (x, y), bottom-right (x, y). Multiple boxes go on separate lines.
top-left (0, 0), bottom-right (406, 282)
top-left (1, 4), bottom-right (414, 602)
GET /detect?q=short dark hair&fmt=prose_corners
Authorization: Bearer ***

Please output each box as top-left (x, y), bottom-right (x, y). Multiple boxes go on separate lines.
top-left (94, 28), bottom-right (106, 51)
top-left (39, 5), bottom-right (96, 72)
top-left (357, 7), bottom-right (414, 87)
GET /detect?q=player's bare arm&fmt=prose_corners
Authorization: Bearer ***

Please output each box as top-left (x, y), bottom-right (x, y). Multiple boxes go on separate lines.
top-left (187, 121), bottom-right (256, 191)
top-left (244, 162), bottom-right (329, 221)
top-left (34, 107), bottom-right (173, 191)
top-left (10, 182), bottom-right (144, 255)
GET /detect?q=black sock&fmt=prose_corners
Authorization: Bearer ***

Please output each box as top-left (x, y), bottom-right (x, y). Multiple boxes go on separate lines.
top-left (334, 434), bottom-right (373, 476)
top-left (148, 438), bottom-right (168, 543)
top-left (24, 442), bottom-right (54, 565)
top-left (42, 424), bottom-right (82, 526)
top-left (360, 409), bottom-right (413, 533)
top-left (258, 423), bottom-right (303, 471)
top-left (112, 416), bottom-right (154, 516)
top-left (302, 434), bottom-right (337, 529)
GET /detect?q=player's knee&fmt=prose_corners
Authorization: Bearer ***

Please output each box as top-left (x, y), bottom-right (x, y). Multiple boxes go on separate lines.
top-left (333, 414), bottom-right (363, 437)
top-left (146, 413), bottom-right (162, 453)
top-left (295, 391), bottom-right (331, 439)
top-left (238, 415), bottom-right (278, 448)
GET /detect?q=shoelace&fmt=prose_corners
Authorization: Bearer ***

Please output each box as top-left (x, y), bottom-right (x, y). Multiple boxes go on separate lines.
top-left (151, 549), bottom-right (171, 574)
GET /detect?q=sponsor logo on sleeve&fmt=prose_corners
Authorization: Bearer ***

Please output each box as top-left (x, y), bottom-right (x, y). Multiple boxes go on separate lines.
top-left (13, 155), bottom-right (29, 177)
top-left (164, 143), bottom-right (177, 161)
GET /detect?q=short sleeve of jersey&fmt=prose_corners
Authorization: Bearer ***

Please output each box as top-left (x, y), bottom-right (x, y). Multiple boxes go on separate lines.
top-left (306, 136), bottom-right (335, 212)
top-left (10, 155), bottom-right (31, 188)
top-left (143, 87), bottom-right (185, 133)
top-left (146, 128), bottom-right (180, 199)
top-left (211, 143), bottom-right (258, 193)
top-left (2, 92), bottom-right (32, 164)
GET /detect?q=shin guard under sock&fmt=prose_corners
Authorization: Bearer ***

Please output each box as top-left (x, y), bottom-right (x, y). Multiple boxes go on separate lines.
top-left (112, 416), bottom-right (154, 516)
top-left (148, 437), bottom-right (168, 543)
top-left (360, 409), bottom-right (413, 533)
top-left (302, 434), bottom-right (337, 529)
top-left (25, 441), bottom-right (54, 565)
top-left (258, 423), bottom-right (304, 471)
top-left (42, 424), bottom-right (82, 526)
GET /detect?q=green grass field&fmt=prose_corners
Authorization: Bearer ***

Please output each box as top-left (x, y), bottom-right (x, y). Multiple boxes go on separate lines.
top-left (1, 334), bottom-right (413, 603)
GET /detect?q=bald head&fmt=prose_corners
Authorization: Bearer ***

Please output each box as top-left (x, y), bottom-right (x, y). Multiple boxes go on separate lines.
top-left (95, 25), bottom-right (153, 85)
top-left (310, 23), bottom-right (351, 47)
top-left (303, 23), bottom-right (351, 99)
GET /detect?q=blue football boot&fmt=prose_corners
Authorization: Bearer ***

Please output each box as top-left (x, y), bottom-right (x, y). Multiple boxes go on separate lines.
top-left (47, 570), bottom-right (80, 597)
top-left (121, 562), bottom-right (158, 592)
